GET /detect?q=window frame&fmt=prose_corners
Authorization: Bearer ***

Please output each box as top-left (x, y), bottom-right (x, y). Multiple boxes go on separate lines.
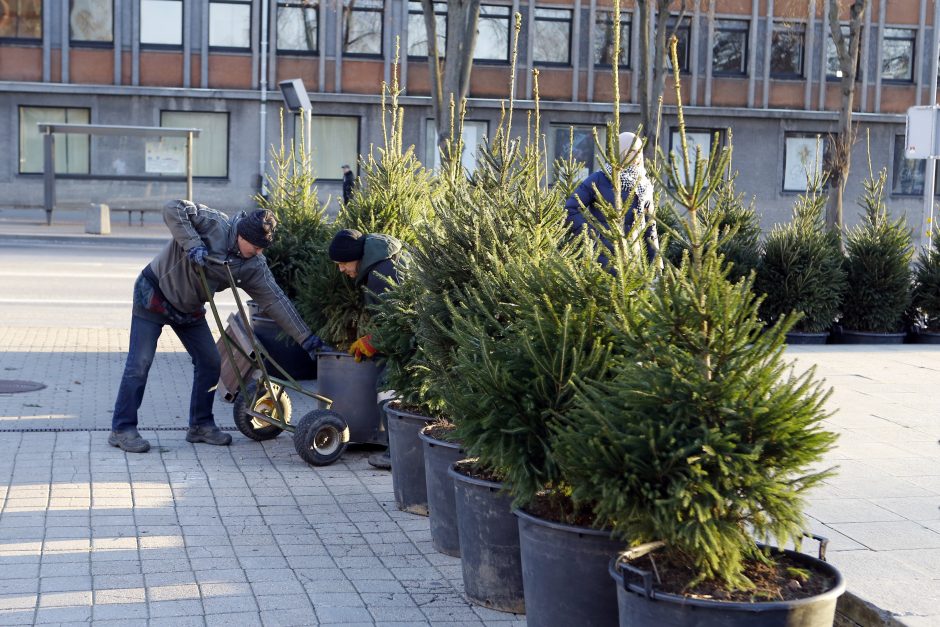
top-left (139, 0), bottom-right (184, 49)
top-left (276, 0), bottom-right (319, 54)
top-left (425, 118), bottom-right (489, 173)
top-left (69, 0), bottom-right (115, 46)
top-left (782, 132), bottom-right (827, 193)
top-left (548, 123), bottom-right (607, 181)
top-left (825, 24), bottom-right (863, 82)
top-left (890, 134), bottom-right (940, 197)
top-left (667, 127), bottom-right (724, 186)
top-left (592, 11), bottom-right (630, 68)
top-left (881, 26), bottom-right (916, 83)
top-left (770, 21), bottom-right (805, 79)
top-left (712, 18), bottom-right (748, 76)
top-left (532, 7), bottom-right (573, 67)
top-left (665, 19), bottom-right (691, 74)
top-left (159, 110), bottom-right (231, 179)
top-left (473, 4), bottom-right (511, 63)
top-left (304, 114), bottom-right (360, 181)
top-left (208, 0), bottom-right (253, 52)
top-left (342, 0), bottom-right (384, 58)
top-left (406, 0), bottom-right (446, 60)
top-left (17, 105), bottom-right (92, 175)
top-left (0, 0), bottom-right (43, 42)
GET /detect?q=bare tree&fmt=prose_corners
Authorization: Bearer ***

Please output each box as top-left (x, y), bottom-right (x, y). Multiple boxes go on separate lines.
top-left (826, 0), bottom-right (869, 236)
top-left (421, 0), bottom-right (481, 158)
top-left (636, 0), bottom-right (687, 154)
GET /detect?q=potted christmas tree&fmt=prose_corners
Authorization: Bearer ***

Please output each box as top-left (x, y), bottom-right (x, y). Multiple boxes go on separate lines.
top-left (248, 111), bottom-right (329, 383)
top-left (910, 228), bottom-right (940, 343)
top-left (839, 166), bottom-right (913, 343)
top-left (554, 38), bottom-right (845, 626)
top-left (756, 171), bottom-right (846, 343)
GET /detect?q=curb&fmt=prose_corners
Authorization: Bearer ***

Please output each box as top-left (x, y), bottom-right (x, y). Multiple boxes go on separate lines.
top-left (836, 591), bottom-right (909, 627)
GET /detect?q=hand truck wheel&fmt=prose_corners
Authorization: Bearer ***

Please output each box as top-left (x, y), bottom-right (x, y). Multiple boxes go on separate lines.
top-left (294, 410), bottom-right (349, 466)
top-left (233, 380), bottom-right (289, 441)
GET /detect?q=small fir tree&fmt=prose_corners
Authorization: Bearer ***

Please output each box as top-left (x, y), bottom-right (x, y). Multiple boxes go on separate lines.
top-left (294, 55), bottom-right (434, 348)
top-left (841, 167), bottom-right (913, 333)
top-left (256, 111), bottom-right (330, 301)
top-left (554, 37), bottom-right (838, 592)
top-left (912, 228), bottom-right (940, 331)
top-left (757, 171), bottom-right (847, 333)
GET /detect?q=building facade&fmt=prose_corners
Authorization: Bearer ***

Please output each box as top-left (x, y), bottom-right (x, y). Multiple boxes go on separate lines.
top-left (1, 0), bottom-right (937, 241)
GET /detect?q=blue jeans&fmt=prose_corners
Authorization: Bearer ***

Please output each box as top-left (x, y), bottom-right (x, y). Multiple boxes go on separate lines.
top-left (112, 313), bottom-right (221, 432)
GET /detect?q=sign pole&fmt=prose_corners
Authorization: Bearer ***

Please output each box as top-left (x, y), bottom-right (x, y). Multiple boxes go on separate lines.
top-left (924, 0), bottom-right (940, 252)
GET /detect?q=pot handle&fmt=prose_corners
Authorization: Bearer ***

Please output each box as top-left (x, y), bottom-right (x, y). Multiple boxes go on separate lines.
top-left (802, 532), bottom-right (830, 562)
top-left (617, 559), bottom-right (655, 598)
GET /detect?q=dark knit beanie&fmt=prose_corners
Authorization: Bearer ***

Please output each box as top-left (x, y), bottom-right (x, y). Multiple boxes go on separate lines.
top-left (328, 229), bottom-right (366, 262)
top-left (238, 209), bottom-right (277, 249)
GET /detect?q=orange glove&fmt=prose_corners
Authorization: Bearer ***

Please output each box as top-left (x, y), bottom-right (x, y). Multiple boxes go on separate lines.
top-left (349, 334), bottom-right (377, 362)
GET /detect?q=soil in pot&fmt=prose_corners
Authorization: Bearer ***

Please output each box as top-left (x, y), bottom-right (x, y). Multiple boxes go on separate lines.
top-left (420, 422), bottom-right (463, 556)
top-left (387, 402), bottom-right (434, 516)
top-left (611, 545), bottom-right (845, 627)
top-left (516, 492), bottom-right (622, 627)
top-left (450, 459), bottom-right (525, 614)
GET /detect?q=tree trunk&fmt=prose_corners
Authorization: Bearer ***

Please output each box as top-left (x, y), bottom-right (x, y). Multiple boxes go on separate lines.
top-left (422, 0), bottom-right (481, 163)
top-left (825, 0), bottom-right (868, 240)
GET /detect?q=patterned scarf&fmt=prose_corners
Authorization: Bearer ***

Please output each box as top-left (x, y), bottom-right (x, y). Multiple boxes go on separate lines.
top-left (605, 162), bottom-right (653, 211)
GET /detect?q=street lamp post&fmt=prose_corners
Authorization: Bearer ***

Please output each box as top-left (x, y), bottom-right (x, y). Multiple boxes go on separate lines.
top-left (278, 78), bottom-right (314, 173)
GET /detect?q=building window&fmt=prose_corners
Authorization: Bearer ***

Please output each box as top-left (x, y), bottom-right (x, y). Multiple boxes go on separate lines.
top-left (669, 129), bottom-right (720, 185)
top-left (593, 11), bottom-right (629, 67)
top-left (425, 119), bottom-right (488, 172)
top-left (533, 8), bottom-right (571, 66)
top-left (70, 0), bottom-right (113, 43)
top-left (277, 1), bottom-right (317, 53)
top-left (19, 106), bottom-right (91, 174)
top-left (407, 1), bottom-right (445, 58)
top-left (140, 0), bottom-right (183, 46)
top-left (299, 115), bottom-right (358, 180)
top-left (210, 0), bottom-right (251, 49)
top-left (882, 27), bottom-right (915, 82)
top-left (713, 19), bottom-right (747, 75)
top-left (160, 111), bottom-right (229, 177)
top-left (474, 4), bottom-right (510, 61)
top-left (771, 22), bottom-right (804, 78)
top-left (343, 0), bottom-right (383, 56)
top-left (1, 0), bottom-right (42, 39)
top-left (893, 135), bottom-right (926, 195)
top-left (665, 19), bottom-right (690, 72)
top-left (783, 133), bottom-right (824, 192)
top-left (550, 124), bottom-right (606, 181)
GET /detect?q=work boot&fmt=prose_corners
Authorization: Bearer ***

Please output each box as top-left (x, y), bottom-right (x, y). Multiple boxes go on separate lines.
top-left (368, 449), bottom-right (391, 470)
top-left (108, 429), bottom-right (151, 453)
top-left (186, 424), bottom-right (233, 446)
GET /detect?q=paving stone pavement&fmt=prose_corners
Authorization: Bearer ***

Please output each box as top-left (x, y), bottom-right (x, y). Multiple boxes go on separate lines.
top-left (0, 220), bottom-right (938, 625)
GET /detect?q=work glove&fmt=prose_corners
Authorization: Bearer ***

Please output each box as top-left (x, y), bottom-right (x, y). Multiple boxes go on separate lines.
top-left (349, 334), bottom-right (377, 362)
top-left (301, 334), bottom-right (324, 360)
top-left (187, 245), bottom-right (209, 267)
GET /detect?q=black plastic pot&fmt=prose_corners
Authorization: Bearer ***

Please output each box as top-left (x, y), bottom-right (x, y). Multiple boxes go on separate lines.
top-left (419, 428), bottom-right (464, 556)
top-left (315, 351), bottom-right (382, 444)
top-left (387, 406), bottom-right (434, 516)
top-left (251, 313), bottom-right (317, 380)
top-left (609, 544), bottom-right (845, 627)
top-left (515, 508), bottom-right (621, 627)
top-left (840, 330), bottom-right (905, 344)
top-left (914, 331), bottom-right (940, 344)
top-left (450, 464), bottom-right (525, 614)
top-left (785, 331), bottom-right (828, 345)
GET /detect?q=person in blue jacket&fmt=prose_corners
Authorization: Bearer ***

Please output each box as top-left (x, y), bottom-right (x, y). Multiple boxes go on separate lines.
top-left (564, 131), bottom-right (659, 266)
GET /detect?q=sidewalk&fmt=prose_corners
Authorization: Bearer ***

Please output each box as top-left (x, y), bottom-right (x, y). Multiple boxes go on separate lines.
top-left (0, 208), bottom-right (168, 245)
top-left (1, 212), bottom-right (938, 626)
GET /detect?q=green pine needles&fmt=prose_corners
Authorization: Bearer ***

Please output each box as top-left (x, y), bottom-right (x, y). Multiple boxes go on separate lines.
top-left (841, 168), bottom-right (913, 333)
top-left (912, 227), bottom-right (940, 331)
top-left (757, 172), bottom-right (846, 333)
top-left (554, 36), bottom-right (838, 591)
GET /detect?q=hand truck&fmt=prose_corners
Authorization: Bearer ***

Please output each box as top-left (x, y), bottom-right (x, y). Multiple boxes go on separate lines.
top-left (197, 257), bottom-right (351, 466)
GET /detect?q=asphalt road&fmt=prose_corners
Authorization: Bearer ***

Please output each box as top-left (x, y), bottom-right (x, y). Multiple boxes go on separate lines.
top-left (1, 239), bottom-right (242, 327)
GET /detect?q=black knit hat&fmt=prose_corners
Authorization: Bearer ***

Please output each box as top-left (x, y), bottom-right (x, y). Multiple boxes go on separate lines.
top-left (328, 229), bottom-right (365, 262)
top-left (237, 209), bottom-right (277, 249)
